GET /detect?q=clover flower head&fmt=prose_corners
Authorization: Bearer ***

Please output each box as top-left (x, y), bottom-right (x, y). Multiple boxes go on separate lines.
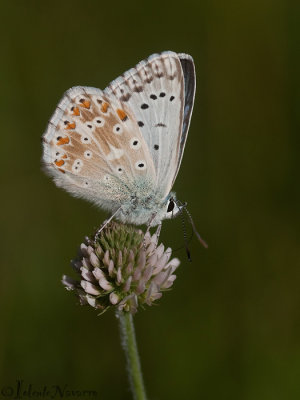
top-left (62, 222), bottom-right (180, 314)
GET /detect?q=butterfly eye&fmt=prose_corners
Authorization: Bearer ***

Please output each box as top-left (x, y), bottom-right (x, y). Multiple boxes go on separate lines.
top-left (130, 138), bottom-right (141, 150)
top-left (113, 124), bottom-right (123, 135)
top-left (167, 199), bottom-right (175, 213)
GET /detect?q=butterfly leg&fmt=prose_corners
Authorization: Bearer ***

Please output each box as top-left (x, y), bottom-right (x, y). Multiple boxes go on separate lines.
top-left (94, 206), bottom-right (122, 242)
top-left (154, 222), bottom-right (162, 247)
top-left (143, 213), bottom-right (157, 250)
top-left (145, 213), bottom-right (157, 234)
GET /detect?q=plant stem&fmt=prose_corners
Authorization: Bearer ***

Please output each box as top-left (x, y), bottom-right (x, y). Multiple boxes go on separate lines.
top-left (117, 311), bottom-right (147, 400)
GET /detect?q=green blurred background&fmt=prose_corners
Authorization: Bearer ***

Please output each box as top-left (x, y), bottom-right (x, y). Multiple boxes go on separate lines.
top-left (0, 1), bottom-right (299, 399)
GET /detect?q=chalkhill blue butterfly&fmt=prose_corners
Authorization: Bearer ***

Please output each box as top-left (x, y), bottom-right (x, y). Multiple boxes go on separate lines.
top-left (42, 51), bottom-right (205, 246)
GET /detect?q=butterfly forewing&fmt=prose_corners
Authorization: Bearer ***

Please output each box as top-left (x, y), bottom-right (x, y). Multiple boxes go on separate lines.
top-left (172, 54), bottom-right (196, 187)
top-left (104, 51), bottom-right (195, 197)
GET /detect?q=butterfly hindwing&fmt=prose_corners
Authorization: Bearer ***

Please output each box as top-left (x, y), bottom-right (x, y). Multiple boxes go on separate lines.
top-left (42, 86), bottom-right (156, 211)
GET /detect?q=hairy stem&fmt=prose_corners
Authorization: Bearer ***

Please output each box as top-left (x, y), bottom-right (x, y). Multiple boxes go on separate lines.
top-left (117, 311), bottom-right (147, 400)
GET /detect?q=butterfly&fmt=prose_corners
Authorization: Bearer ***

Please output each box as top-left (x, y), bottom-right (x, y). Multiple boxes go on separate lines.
top-left (42, 51), bottom-right (198, 233)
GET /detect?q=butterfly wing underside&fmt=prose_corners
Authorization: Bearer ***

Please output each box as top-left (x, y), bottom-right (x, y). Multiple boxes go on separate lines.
top-left (42, 51), bottom-right (195, 217)
top-left (42, 86), bottom-right (156, 212)
top-left (173, 53), bottom-right (196, 187)
top-left (105, 51), bottom-right (196, 197)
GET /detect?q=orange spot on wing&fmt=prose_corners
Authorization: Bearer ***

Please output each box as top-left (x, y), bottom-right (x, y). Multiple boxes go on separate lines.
top-left (62, 154), bottom-right (67, 159)
top-left (72, 107), bottom-right (80, 116)
top-left (58, 168), bottom-right (65, 174)
top-left (65, 122), bottom-right (76, 130)
top-left (57, 136), bottom-right (70, 146)
top-left (116, 109), bottom-right (128, 121)
top-left (80, 100), bottom-right (91, 109)
top-left (101, 102), bottom-right (109, 113)
top-left (55, 159), bottom-right (65, 167)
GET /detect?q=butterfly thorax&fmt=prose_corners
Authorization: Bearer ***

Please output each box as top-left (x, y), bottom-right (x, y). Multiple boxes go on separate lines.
top-left (117, 188), bottom-right (177, 227)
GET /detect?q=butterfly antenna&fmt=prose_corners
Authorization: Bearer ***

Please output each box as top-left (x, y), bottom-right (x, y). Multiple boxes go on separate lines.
top-left (179, 207), bottom-right (192, 262)
top-left (183, 206), bottom-right (208, 249)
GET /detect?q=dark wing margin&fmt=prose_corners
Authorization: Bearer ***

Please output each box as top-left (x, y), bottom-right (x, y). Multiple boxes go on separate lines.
top-left (172, 53), bottom-right (196, 186)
